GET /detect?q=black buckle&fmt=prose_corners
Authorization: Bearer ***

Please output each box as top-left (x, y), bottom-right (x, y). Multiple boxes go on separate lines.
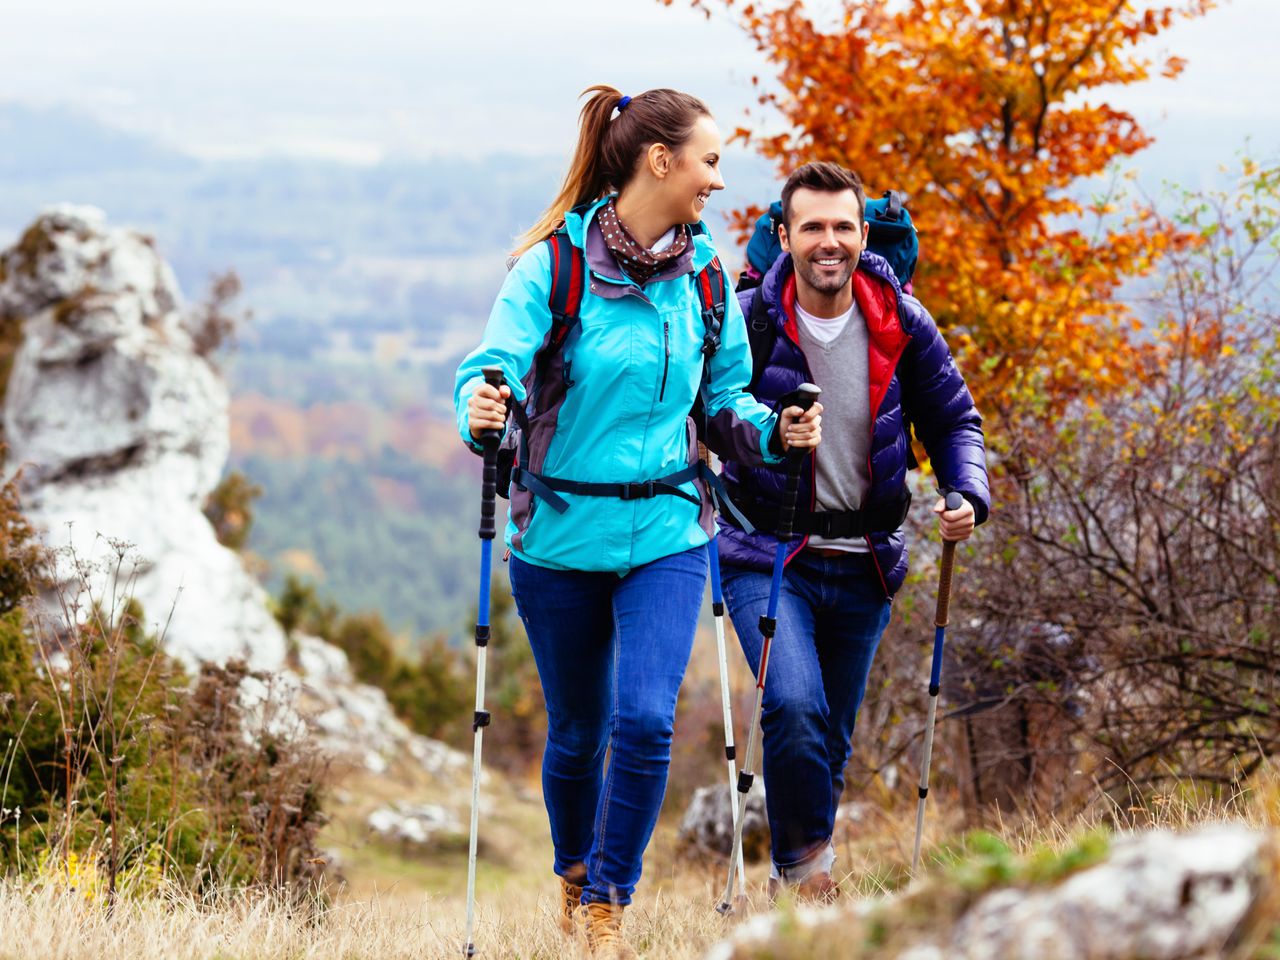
top-left (701, 333), bottom-right (721, 357)
top-left (620, 481), bottom-right (656, 500)
top-left (893, 488), bottom-right (912, 527)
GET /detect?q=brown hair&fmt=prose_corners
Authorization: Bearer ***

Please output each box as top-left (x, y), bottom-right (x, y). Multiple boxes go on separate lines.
top-left (512, 85), bottom-right (712, 256)
top-left (780, 161), bottom-right (866, 229)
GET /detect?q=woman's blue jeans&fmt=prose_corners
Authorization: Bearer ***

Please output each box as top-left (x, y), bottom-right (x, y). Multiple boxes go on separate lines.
top-left (721, 550), bottom-right (891, 872)
top-left (508, 546), bottom-right (707, 906)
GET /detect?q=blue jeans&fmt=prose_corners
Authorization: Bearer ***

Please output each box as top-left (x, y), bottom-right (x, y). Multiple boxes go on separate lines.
top-left (721, 551), bottom-right (891, 871)
top-left (508, 546), bottom-right (707, 906)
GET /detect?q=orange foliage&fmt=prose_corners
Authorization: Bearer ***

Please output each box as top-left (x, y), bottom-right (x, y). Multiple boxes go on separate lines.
top-left (229, 394), bottom-right (463, 470)
top-left (663, 0), bottom-right (1213, 426)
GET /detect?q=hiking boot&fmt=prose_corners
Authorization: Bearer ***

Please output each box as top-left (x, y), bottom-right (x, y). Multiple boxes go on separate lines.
top-left (766, 871), bottom-right (840, 905)
top-left (575, 901), bottom-right (637, 959)
top-left (557, 866), bottom-right (587, 935)
top-left (558, 876), bottom-right (584, 934)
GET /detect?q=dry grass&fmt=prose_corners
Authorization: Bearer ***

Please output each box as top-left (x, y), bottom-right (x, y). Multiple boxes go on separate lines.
top-left (3, 758), bottom-right (1279, 959)
top-left (0, 785), bottom-right (992, 959)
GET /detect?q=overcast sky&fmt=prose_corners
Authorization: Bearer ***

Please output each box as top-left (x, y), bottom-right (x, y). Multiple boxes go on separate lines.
top-left (2, 0), bottom-right (1277, 185)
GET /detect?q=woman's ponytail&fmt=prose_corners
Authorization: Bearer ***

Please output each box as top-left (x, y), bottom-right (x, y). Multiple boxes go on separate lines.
top-left (512, 85), bottom-right (625, 257)
top-left (511, 85), bottom-right (711, 258)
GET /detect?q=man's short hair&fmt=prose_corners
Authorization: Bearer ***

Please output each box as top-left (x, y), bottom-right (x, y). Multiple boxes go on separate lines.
top-left (780, 162), bottom-right (866, 229)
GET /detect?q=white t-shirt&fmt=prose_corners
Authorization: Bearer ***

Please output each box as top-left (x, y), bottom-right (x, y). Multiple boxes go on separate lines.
top-left (794, 297), bottom-right (871, 554)
top-left (795, 301), bottom-right (855, 344)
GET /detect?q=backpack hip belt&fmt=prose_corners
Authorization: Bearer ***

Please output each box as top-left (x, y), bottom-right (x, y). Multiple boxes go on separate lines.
top-left (510, 461), bottom-right (755, 534)
top-left (491, 222), bottom-right (755, 534)
top-left (723, 484), bottom-right (911, 539)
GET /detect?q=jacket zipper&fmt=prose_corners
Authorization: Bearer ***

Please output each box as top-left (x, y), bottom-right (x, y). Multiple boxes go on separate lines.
top-left (660, 320), bottom-right (670, 402)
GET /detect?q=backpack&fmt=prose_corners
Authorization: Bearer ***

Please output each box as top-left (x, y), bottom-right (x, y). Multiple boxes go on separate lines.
top-left (736, 190), bottom-right (919, 292)
top-left (495, 226), bottom-right (742, 523)
top-left (739, 209), bottom-right (922, 471)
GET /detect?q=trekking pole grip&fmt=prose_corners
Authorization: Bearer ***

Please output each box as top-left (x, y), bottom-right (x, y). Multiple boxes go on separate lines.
top-left (777, 383), bottom-right (821, 542)
top-left (934, 491), bottom-right (965, 628)
top-left (478, 366), bottom-right (506, 542)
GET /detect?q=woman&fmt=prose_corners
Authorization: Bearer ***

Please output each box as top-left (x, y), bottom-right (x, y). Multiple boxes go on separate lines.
top-left (454, 85), bottom-right (821, 957)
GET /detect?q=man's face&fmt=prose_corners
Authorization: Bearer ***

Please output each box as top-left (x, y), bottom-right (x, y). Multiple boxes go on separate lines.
top-left (779, 187), bottom-right (869, 298)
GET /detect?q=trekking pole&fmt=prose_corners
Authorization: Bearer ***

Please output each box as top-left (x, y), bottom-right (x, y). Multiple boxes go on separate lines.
top-left (718, 383), bottom-right (821, 915)
top-left (464, 366), bottom-right (506, 959)
top-left (707, 533), bottom-right (747, 894)
top-left (910, 490), bottom-right (965, 876)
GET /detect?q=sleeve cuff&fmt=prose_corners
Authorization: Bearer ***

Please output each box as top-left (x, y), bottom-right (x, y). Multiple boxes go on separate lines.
top-left (764, 416), bottom-right (785, 463)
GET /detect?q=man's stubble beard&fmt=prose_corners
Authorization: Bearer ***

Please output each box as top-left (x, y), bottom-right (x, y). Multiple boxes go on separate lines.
top-left (797, 258), bottom-right (856, 297)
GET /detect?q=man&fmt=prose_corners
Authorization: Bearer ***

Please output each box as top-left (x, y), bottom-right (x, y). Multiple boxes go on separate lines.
top-left (711, 161), bottom-right (989, 899)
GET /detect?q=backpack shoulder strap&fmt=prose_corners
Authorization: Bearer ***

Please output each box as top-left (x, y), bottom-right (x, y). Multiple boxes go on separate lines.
top-left (694, 256), bottom-right (727, 361)
top-left (519, 231), bottom-right (585, 426)
top-left (744, 288), bottom-right (777, 395)
top-left (545, 230), bottom-right (585, 349)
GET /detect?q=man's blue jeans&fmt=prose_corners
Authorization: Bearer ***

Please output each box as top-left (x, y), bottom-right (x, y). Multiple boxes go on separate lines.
top-left (721, 550), bottom-right (891, 872)
top-left (508, 546), bottom-right (706, 906)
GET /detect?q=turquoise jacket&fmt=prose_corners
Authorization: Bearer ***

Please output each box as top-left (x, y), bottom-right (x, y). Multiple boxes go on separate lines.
top-left (454, 197), bottom-right (781, 575)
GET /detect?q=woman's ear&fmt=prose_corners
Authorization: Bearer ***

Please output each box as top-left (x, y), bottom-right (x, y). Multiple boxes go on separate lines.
top-left (646, 142), bottom-right (672, 179)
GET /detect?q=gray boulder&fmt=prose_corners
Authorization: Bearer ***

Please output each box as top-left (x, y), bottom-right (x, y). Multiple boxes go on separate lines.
top-left (679, 782), bottom-right (770, 863)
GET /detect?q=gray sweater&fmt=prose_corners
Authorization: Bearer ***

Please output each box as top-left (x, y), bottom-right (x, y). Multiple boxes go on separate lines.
top-left (796, 303), bottom-right (871, 553)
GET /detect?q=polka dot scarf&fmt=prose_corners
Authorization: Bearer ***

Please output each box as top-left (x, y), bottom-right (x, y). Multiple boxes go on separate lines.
top-left (597, 198), bottom-right (690, 286)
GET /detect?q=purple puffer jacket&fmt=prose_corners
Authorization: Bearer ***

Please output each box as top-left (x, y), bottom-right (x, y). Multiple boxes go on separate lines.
top-left (712, 251), bottom-right (990, 597)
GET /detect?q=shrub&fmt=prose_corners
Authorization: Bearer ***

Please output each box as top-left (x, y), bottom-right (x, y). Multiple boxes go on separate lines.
top-left (0, 520), bottom-right (329, 897)
top-left (203, 471), bottom-right (263, 552)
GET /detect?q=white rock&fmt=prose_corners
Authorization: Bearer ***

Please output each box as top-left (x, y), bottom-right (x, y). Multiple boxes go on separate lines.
top-left (2, 205), bottom-right (284, 670)
top-left (0, 207), bottom-right (469, 779)
top-left (952, 825), bottom-right (1271, 960)
top-left (702, 824), bottom-right (1277, 960)
top-left (367, 802), bottom-right (463, 846)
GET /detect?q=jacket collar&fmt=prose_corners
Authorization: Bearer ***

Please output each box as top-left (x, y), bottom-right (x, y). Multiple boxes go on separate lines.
top-left (564, 196), bottom-right (718, 292)
top-left (761, 249), bottom-right (912, 340)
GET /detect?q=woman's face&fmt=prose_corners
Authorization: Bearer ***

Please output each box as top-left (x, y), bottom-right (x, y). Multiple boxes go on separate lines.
top-left (663, 114), bottom-right (726, 224)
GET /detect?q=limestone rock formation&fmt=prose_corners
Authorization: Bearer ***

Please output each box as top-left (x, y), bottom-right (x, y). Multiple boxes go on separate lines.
top-left (704, 824), bottom-right (1279, 960)
top-left (0, 205), bottom-right (465, 777)
top-left (1, 204), bottom-right (283, 669)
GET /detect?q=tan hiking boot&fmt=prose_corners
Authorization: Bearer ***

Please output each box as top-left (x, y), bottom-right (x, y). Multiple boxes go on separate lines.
top-left (576, 901), bottom-right (637, 959)
top-left (557, 875), bottom-right (584, 935)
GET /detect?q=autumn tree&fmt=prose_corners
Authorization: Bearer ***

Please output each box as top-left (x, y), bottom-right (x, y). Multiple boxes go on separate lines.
top-left (664, 0), bottom-right (1213, 430)
top-left (950, 159), bottom-right (1280, 805)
